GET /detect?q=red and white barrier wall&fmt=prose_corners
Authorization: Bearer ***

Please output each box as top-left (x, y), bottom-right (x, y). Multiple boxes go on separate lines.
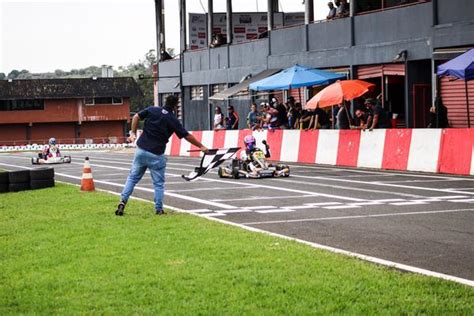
top-left (165, 128), bottom-right (474, 176)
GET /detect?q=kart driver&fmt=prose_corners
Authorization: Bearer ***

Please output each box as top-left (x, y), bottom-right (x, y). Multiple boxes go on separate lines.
top-left (240, 135), bottom-right (268, 177)
top-left (41, 137), bottom-right (60, 160)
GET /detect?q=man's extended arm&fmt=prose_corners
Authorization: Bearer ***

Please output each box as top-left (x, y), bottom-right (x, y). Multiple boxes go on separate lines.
top-left (128, 113), bottom-right (140, 142)
top-left (185, 134), bottom-right (208, 153)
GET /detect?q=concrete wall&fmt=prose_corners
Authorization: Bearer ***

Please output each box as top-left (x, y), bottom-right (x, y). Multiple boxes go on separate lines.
top-left (437, 0), bottom-right (474, 24)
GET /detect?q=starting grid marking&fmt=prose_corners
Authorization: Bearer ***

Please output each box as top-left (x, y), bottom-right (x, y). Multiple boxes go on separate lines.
top-left (186, 196), bottom-right (474, 216)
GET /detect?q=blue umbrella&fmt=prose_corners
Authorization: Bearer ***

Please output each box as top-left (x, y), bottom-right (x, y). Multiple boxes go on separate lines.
top-left (437, 48), bottom-right (474, 80)
top-left (249, 64), bottom-right (346, 91)
top-left (437, 48), bottom-right (474, 127)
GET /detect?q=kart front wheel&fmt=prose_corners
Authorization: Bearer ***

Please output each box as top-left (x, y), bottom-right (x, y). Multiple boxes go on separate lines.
top-left (218, 166), bottom-right (225, 178)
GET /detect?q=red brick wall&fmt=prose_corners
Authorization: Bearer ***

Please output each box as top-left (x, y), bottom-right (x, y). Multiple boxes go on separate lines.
top-left (0, 98), bottom-right (131, 124)
top-left (31, 122), bottom-right (76, 144)
top-left (81, 98), bottom-right (131, 122)
top-left (0, 124), bottom-right (27, 145)
top-left (0, 99), bottom-right (79, 124)
top-left (80, 121), bottom-right (126, 143)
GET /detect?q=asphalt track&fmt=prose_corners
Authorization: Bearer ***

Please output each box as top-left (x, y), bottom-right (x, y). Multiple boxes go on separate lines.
top-left (1, 150), bottom-right (473, 285)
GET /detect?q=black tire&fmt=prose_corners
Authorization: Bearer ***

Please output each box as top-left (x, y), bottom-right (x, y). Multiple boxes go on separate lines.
top-left (30, 179), bottom-right (55, 190)
top-left (9, 182), bottom-right (30, 192)
top-left (218, 166), bottom-right (225, 178)
top-left (0, 183), bottom-right (8, 193)
top-left (0, 172), bottom-right (8, 184)
top-left (30, 168), bottom-right (54, 180)
top-left (63, 156), bottom-right (72, 163)
top-left (9, 170), bottom-right (30, 184)
top-left (232, 167), bottom-right (240, 179)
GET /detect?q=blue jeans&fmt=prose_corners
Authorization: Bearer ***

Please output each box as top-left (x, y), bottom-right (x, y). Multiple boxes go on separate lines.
top-left (120, 147), bottom-right (167, 211)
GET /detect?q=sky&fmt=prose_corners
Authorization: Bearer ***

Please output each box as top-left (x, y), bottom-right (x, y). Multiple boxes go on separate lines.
top-left (0, 0), bottom-right (328, 74)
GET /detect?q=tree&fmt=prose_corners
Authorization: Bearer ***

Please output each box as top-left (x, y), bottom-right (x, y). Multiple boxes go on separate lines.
top-left (7, 70), bottom-right (20, 79)
top-left (0, 73), bottom-right (5, 80)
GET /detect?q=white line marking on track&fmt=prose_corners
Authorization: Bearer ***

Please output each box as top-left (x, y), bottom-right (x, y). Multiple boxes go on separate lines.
top-left (246, 206), bottom-right (277, 210)
top-left (288, 163), bottom-right (473, 181)
top-left (323, 205), bottom-right (361, 210)
top-left (167, 186), bottom-right (255, 193)
top-left (290, 174), bottom-right (474, 196)
top-left (274, 177), bottom-right (425, 198)
top-left (449, 199), bottom-right (474, 203)
top-left (217, 209), bottom-right (253, 214)
top-left (284, 205), bottom-right (322, 210)
top-left (256, 209), bottom-right (296, 214)
top-left (187, 209), bottom-right (213, 213)
top-left (211, 194), bottom-right (317, 202)
top-left (390, 201), bottom-right (428, 206)
top-left (241, 208), bottom-right (474, 225)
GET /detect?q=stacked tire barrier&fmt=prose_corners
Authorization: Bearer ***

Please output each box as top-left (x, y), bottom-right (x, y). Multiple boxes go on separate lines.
top-left (165, 128), bottom-right (474, 176)
top-left (0, 168), bottom-right (55, 193)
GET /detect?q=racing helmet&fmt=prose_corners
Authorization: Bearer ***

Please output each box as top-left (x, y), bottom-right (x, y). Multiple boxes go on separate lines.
top-left (243, 135), bottom-right (256, 151)
top-left (48, 137), bottom-right (57, 146)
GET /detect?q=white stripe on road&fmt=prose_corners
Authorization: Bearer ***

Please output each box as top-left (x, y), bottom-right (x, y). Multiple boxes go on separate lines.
top-left (241, 208), bottom-right (474, 225)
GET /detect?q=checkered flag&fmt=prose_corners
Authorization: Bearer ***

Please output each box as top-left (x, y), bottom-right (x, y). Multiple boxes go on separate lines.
top-left (182, 147), bottom-right (240, 181)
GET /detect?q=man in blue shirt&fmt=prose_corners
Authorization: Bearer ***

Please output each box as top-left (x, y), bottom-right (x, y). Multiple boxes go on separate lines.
top-left (116, 95), bottom-right (208, 216)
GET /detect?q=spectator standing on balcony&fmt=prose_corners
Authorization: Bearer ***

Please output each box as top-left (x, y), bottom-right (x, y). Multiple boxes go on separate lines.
top-left (336, 103), bottom-right (351, 129)
top-left (327, 2), bottom-right (337, 19)
top-left (336, 0), bottom-right (350, 18)
top-left (365, 98), bottom-right (391, 130)
top-left (226, 105), bottom-right (240, 130)
top-left (427, 97), bottom-right (449, 128)
top-left (288, 102), bottom-right (302, 129)
top-left (314, 106), bottom-right (331, 129)
top-left (213, 106), bottom-right (225, 130)
top-left (247, 103), bottom-right (261, 130)
top-left (115, 95), bottom-right (208, 216)
top-left (261, 103), bottom-right (279, 130)
top-left (351, 109), bottom-right (372, 129)
top-left (275, 99), bottom-right (288, 128)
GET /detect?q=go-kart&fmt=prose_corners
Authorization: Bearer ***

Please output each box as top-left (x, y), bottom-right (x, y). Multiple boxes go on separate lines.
top-left (31, 150), bottom-right (71, 165)
top-left (218, 140), bottom-right (290, 179)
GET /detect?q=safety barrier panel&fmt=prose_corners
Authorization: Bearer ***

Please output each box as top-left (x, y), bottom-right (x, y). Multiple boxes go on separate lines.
top-left (0, 143), bottom-right (134, 153)
top-left (165, 128), bottom-right (474, 176)
top-left (1, 129), bottom-right (472, 175)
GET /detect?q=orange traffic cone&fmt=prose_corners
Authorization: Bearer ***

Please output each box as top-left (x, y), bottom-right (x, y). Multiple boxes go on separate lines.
top-left (80, 157), bottom-right (95, 191)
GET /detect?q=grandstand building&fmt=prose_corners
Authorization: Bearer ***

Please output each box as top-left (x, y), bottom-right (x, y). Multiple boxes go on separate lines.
top-left (155, 0), bottom-right (474, 130)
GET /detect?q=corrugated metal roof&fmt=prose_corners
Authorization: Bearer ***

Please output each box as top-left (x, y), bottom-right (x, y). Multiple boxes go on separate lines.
top-left (209, 69), bottom-right (281, 101)
top-left (0, 77), bottom-right (142, 99)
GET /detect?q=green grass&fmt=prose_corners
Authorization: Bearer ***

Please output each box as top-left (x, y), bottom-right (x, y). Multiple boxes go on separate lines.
top-left (1, 184), bottom-right (473, 315)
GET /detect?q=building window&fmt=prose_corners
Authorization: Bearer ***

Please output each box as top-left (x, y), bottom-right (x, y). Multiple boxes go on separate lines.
top-left (212, 84), bottom-right (227, 95)
top-left (191, 86), bottom-right (204, 100)
top-left (356, 0), bottom-right (424, 14)
top-left (84, 98), bottom-right (94, 105)
top-left (84, 97), bottom-right (123, 106)
top-left (112, 97), bottom-right (123, 104)
top-left (0, 99), bottom-right (44, 111)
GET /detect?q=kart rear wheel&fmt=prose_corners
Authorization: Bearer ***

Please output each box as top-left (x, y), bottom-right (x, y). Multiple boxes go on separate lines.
top-left (63, 156), bottom-right (72, 163)
top-left (232, 166), bottom-right (240, 179)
